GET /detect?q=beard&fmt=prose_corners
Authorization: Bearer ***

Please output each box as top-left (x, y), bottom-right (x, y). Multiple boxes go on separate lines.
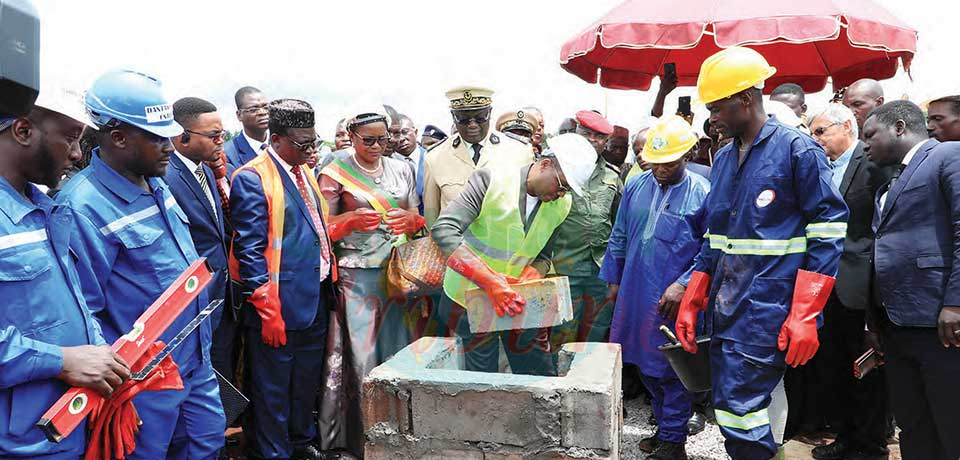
top-left (33, 134), bottom-right (63, 188)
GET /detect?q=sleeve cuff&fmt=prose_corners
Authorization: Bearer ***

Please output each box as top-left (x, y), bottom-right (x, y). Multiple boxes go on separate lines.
top-left (598, 256), bottom-right (625, 284)
top-left (22, 337), bottom-right (64, 381)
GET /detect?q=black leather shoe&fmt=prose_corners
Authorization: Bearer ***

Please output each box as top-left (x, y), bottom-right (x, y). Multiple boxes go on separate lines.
top-left (811, 439), bottom-right (850, 460)
top-left (291, 445), bottom-right (327, 460)
top-left (648, 440), bottom-right (688, 460)
top-left (639, 431), bottom-right (661, 453)
top-left (847, 451), bottom-right (889, 460)
top-left (647, 413), bottom-right (658, 426)
top-left (686, 412), bottom-right (706, 435)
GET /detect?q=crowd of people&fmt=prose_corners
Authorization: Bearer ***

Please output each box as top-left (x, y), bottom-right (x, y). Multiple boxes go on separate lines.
top-left (1, 44), bottom-right (959, 460)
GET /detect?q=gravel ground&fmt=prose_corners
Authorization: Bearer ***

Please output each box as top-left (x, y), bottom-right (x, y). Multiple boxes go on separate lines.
top-left (621, 396), bottom-right (729, 460)
top-left (620, 396), bottom-right (902, 460)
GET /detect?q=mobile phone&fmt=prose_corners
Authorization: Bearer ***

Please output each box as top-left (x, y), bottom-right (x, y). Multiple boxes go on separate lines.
top-left (663, 62), bottom-right (677, 83)
top-left (678, 96), bottom-right (692, 116)
top-left (853, 348), bottom-right (883, 379)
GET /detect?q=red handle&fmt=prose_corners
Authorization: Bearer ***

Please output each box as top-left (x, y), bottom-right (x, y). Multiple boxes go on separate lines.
top-left (36, 258), bottom-right (213, 442)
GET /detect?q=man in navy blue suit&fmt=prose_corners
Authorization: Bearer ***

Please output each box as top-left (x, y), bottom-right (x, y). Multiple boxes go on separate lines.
top-left (166, 97), bottom-right (239, 382)
top-left (863, 100), bottom-right (960, 460)
top-left (225, 86), bottom-right (269, 169)
top-left (231, 99), bottom-right (337, 460)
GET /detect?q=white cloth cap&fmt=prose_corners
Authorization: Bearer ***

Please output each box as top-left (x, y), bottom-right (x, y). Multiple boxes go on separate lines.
top-left (542, 133), bottom-right (597, 197)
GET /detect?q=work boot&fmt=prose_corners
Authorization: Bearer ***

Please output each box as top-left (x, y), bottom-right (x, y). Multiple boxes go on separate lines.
top-left (686, 412), bottom-right (706, 435)
top-left (291, 445), bottom-right (327, 460)
top-left (811, 438), bottom-right (849, 460)
top-left (847, 451), bottom-right (889, 460)
top-left (648, 440), bottom-right (688, 460)
top-left (638, 430), bottom-right (661, 453)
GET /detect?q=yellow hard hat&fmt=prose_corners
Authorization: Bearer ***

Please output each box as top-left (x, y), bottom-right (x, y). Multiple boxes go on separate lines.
top-left (697, 46), bottom-right (777, 104)
top-left (642, 115), bottom-right (698, 164)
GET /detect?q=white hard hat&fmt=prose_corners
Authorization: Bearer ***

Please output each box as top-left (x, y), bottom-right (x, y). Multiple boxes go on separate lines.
top-left (542, 133), bottom-right (597, 197)
top-left (35, 85), bottom-right (98, 129)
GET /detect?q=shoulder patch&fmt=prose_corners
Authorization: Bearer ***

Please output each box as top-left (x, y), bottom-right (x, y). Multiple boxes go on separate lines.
top-left (490, 133), bottom-right (500, 144)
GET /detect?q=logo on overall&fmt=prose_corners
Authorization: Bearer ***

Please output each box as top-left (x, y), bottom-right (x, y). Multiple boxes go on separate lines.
top-left (185, 276), bottom-right (199, 293)
top-left (756, 189), bottom-right (776, 208)
top-left (68, 393), bottom-right (88, 415)
top-left (144, 104), bottom-right (173, 123)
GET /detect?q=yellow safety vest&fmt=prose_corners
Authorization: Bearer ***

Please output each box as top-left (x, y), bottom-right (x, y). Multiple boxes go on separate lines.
top-left (443, 168), bottom-right (571, 307)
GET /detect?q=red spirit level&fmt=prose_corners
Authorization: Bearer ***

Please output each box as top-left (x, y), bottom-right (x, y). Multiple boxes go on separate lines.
top-left (36, 258), bottom-right (213, 443)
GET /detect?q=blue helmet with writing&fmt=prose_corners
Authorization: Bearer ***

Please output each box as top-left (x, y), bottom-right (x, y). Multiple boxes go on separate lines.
top-left (84, 69), bottom-right (183, 137)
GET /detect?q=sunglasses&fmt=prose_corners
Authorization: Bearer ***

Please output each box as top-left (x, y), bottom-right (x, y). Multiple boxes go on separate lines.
top-left (452, 110), bottom-right (491, 126)
top-left (185, 129), bottom-right (227, 142)
top-left (286, 136), bottom-right (321, 152)
top-left (354, 135), bottom-right (390, 147)
top-left (812, 122), bottom-right (842, 137)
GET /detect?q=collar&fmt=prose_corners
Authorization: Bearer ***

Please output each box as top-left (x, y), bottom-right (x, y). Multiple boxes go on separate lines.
top-left (174, 151), bottom-right (202, 173)
top-left (268, 146), bottom-right (297, 173)
top-left (902, 140), bottom-right (927, 168)
top-left (90, 149), bottom-right (162, 204)
top-left (832, 140), bottom-right (858, 168)
top-left (0, 176), bottom-right (50, 224)
top-left (734, 116), bottom-right (779, 152)
top-left (397, 146), bottom-right (421, 162)
top-left (243, 130), bottom-right (269, 152)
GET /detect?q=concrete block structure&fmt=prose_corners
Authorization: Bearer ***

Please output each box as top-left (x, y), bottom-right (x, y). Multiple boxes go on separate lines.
top-left (363, 337), bottom-right (623, 459)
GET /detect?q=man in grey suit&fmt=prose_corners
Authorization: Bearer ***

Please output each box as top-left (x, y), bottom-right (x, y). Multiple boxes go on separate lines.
top-left (863, 100), bottom-right (960, 460)
top-left (808, 104), bottom-right (892, 460)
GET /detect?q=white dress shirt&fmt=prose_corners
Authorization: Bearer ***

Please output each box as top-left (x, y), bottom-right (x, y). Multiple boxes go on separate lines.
top-left (880, 140), bottom-right (926, 210)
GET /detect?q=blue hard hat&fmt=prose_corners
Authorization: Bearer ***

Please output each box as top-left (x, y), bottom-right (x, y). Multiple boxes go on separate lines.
top-left (85, 69), bottom-right (183, 137)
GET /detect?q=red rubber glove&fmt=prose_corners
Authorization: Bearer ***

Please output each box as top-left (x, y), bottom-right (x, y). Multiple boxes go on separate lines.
top-left (447, 244), bottom-right (525, 317)
top-left (779, 269), bottom-right (834, 367)
top-left (327, 209), bottom-right (382, 241)
top-left (505, 265), bottom-right (543, 284)
top-left (250, 281), bottom-right (286, 347)
top-left (675, 271), bottom-right (711, 354)
top-left (85, 341), bottom-right (184, 460)
top-left (384, 208), bottom-right (425, 235)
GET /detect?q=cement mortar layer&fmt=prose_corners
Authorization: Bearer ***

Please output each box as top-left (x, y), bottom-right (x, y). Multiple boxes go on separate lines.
top-left (364, 337), bottom-right (622, 460)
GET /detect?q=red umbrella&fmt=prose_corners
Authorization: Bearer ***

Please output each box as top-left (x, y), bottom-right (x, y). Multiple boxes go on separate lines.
top-left (560, 0), bottom-right (917, 93)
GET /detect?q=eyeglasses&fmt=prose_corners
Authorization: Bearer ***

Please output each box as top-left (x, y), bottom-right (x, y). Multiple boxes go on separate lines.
top-left (185, 129), bottom-right (227, 142)
top-left (388, 128), bottom-right (416, 138)
top-left (553, 164), bottom-right (569, 194)
top-left (812, 122), bottom-right (842, 137)
top-left (286, 136), bottom-right (321, 152)
top-left (452, 110), bottom-right (491, 126)
top-left (354, 135), bottom-right (390, 147)
top-left (240, 104), bottom-right (269, 114)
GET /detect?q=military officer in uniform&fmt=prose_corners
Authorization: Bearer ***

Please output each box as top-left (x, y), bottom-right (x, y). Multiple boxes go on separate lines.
top-left (496, 109), bottom-right (540, 144)
top-left (422, 86), bottom-right (536, 226)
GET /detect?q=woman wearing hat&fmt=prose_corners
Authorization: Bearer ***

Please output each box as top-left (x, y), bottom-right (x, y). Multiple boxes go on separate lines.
top-left (317, 110), bottom-right (425, 454)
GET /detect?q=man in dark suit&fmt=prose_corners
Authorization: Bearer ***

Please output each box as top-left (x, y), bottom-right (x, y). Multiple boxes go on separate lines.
top-left (808, 104), bottom-right (891, 460)
top-left (389, 114), bottom-right (427, 210)
top-left (166, 97), bottom-right (239, 383)
top-left (231, 99), bottom-right (337, 460)
top-left (863, 100), bottom-right (960, 460)
top-left (225, 86), bottom-right (269, 169)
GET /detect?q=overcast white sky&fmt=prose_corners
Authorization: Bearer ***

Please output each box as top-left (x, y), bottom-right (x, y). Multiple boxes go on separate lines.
top-left (35, 0), bottom-right (958, 138)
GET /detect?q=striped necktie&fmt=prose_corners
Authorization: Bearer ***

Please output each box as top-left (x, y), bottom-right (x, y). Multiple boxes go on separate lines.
top-left (195, 165), bottom-right (218, 219)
